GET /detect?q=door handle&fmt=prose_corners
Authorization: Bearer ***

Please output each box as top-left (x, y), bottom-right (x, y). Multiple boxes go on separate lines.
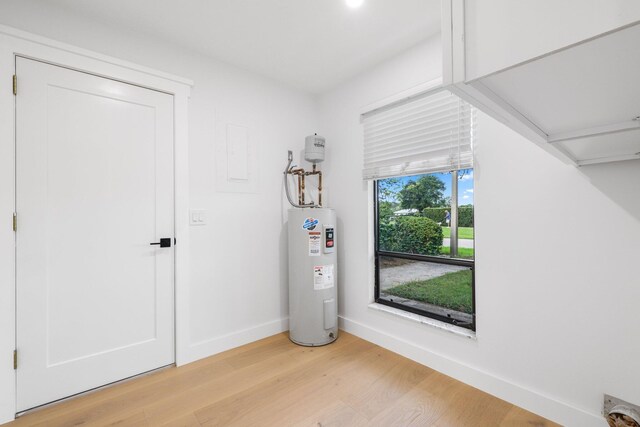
top-left (150, 238), bottom-right (172, 248)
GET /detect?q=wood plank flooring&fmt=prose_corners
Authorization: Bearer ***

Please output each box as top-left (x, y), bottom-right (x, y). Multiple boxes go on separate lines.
top-left (6, 332), bottom-right (558, 426)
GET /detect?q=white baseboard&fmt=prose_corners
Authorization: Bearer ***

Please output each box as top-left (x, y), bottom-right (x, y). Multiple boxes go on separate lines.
top-left (0, 413), bottom-right (12, 426)
top-left (179, 317), bottom-right (289, 366)
top-left (339, 316), bottom-right (603, 427)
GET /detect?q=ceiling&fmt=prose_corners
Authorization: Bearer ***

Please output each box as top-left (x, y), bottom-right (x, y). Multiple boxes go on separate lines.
top-left (24, 0), bottom-right (441, 93)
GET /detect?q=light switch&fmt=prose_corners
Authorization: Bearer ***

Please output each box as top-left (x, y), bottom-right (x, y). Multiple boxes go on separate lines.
top-left (190, 209), bottom-right (207, 226)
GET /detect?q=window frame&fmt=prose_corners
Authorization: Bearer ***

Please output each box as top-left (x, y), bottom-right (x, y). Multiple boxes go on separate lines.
top-left (373, 177), bottom-right (476, 331)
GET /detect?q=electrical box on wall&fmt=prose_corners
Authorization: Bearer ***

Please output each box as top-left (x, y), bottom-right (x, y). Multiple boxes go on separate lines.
top-left (214, 109), bottom-right (259, 193)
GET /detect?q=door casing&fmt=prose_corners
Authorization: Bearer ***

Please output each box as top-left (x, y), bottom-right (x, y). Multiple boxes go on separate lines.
top-left (0, 24), bottom-right (192, 424)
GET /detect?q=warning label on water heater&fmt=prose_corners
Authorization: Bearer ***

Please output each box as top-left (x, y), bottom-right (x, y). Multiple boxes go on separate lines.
top-left (313, 264), bottom-right (334, 290)
top-left (308, 232), bottom-right (321, 256)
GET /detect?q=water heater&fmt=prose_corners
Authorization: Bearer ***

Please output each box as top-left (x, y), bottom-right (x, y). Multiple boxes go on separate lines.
top-left (288, 208), bottom-right (338, 345)
top-left (284, 134), bottom-right (338, 346)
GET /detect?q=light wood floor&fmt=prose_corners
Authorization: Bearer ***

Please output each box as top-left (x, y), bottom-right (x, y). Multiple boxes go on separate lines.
top-left (7, 331), bottom-right (558, 427)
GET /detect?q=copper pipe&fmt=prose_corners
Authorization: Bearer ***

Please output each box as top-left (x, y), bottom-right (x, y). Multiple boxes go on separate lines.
top-left (289, 168), bottom-right (308, 205)
top-left (297, 174), bottom-right (302, 204)
top-left (284, 150), bottom-right (317, 208)
top-left (300, 168), bottom-right (323, 207)
top-left (318, 171), bottom-right (323, 206)
top-left (286, 164), bottom-right (324, 208)
top-left (292, 170), bottom-right (302, 204)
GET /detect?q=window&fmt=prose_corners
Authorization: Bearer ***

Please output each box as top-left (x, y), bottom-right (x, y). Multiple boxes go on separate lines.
top-left (374, 170), bottom-right (474, 329)
top-left (364, 88), bottom-right (476, 330)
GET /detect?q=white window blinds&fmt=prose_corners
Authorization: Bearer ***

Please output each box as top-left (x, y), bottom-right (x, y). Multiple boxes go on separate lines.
top-left (362, 89), bottom-right (476, 180)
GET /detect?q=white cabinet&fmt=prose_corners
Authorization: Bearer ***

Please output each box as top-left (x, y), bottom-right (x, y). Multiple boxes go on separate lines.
top-left (443, 0), bottom-right (640, 165)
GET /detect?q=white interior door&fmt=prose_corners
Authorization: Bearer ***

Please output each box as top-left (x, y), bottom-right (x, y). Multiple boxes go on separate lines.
top-left (15, 57), bottom-right (175, 412)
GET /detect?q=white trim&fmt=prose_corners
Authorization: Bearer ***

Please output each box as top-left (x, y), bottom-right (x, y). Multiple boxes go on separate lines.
top-left (339, 315), bottom-right (604, 427)
top-left (367, 181), bottom-right (377, 303)
top-left (442, 0), bottom-right (465, 86)
top-left (172, 91), bottom-right (191, 368)
top-left (360, 78), bottom-right (443, 116)
top-left (465, 81), bottom-right (549, 142)
top-left (450, 0), bottom-right (466, 84)
top-left (577, 153), bottom-right (640, 166)
top-left (0, 25), bottom-right (191, 424)
top-left (0, 37), bottom-right (15, 422)
top-left (441, 0), bottom-right (454, 86)
top-left (0, 24), bottom-right (193, 88)
top-left (181, 318), bottom-right (289, 365)
top-left (368, 303), bottom-right (476, 339)
top-left (548, 119), bottom-right (640, 144)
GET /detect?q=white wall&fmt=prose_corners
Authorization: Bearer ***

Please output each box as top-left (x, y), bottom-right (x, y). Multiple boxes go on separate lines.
top-left (319, 34), bottom-right (640, 426)
top-left (0, 2), bottom-right (317, 423)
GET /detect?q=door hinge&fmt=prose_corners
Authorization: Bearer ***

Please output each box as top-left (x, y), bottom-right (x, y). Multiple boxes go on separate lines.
top-left (12, 213), bottom-right (17, 232)
top-left (12, 74), bottom-right (17, 96)
top-left (13, 350), bottom-right (17, 370)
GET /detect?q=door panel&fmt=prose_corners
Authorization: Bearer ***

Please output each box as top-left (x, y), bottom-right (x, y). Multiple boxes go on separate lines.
top-left (16, 57), bottom-right (175, 411)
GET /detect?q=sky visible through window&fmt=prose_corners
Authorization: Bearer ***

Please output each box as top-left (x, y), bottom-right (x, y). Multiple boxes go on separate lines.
top-left (390, 169), bottom-right (474, 206)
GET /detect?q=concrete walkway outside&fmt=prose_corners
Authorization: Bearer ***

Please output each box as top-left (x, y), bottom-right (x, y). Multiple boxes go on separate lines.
top-left (379, 261), bottom-right (466, 291)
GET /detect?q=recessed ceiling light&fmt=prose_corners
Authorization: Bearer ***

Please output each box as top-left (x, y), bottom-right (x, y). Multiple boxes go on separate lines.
top-left (345, 0), bottom-right (364, 9)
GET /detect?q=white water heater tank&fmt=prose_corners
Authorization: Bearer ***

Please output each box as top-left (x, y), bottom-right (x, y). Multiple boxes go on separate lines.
top-left (304, 134), bottom-right (325, 164)
top-left (288, 207), bottom-right (338, 346)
